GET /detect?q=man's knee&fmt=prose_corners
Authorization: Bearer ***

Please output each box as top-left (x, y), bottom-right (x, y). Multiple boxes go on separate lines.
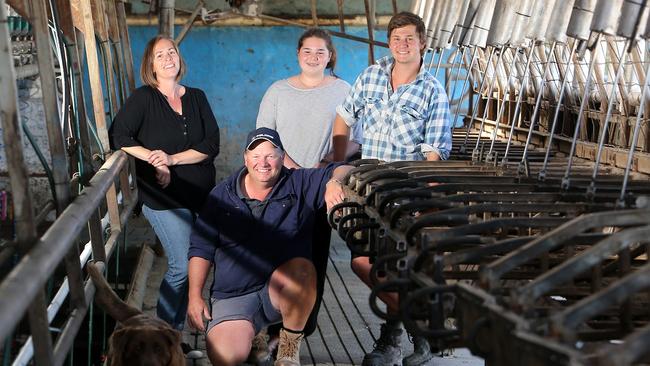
top-left (273, 257), bottom-right (317, 287)
top-left (351, 256), bottom-right (370, 279)
top-left (206, 321), bottom-right (254, 365)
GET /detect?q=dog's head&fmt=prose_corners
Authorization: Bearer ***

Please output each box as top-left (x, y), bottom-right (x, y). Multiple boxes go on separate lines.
top-left (108, 324), bottom-right (184, 366)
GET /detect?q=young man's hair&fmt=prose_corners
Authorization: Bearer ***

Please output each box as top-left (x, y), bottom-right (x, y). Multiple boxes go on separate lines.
top-left (387, 11), bottom-right (426, 44)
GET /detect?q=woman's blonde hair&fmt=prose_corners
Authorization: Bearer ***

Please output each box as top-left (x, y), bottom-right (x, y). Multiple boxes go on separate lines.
top-left (140, 35), bottom-right (187, 88)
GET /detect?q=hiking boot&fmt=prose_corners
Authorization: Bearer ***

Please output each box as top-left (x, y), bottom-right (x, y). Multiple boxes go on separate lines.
top-left (362, 321), bottom-right (403, 366)
top-left (248, 329), bottom-right (272, 365)
top-left (274, 328), bottom-right (304, 366)
top-left (403, 336), bottom-right (434, 366)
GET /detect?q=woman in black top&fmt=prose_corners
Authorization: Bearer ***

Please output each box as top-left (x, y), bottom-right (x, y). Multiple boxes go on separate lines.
top-left (110, 35), bottom-right (220, 333)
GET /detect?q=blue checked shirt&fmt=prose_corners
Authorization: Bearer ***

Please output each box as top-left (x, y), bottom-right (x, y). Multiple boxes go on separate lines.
top-left (336, 56), bottom-right (452, 161)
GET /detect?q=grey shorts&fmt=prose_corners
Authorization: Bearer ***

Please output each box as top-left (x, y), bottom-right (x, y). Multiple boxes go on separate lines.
top-left (206, 281), bottom-right (282, 334)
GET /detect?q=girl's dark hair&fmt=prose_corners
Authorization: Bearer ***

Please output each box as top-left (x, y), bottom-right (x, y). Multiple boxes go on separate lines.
top-left (297, 28), bottom-right (338, 76)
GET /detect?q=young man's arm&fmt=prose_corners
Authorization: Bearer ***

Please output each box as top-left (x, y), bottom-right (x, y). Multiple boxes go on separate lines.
top-left (332, 114), bottom-right (351, 162)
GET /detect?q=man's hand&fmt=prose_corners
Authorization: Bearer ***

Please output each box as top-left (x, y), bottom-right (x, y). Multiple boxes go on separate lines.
top-left (187, 296), bottom-right (212, 332)
top-left (148, 149), bottom-right (173, 167)
top-left (155, 165), bottom-right (171, 188)
top-left (324, 179), bottom-right (345, 212)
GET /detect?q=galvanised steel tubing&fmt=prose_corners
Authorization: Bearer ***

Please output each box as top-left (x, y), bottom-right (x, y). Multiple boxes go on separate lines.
top-left (485, 47), bottom-right (522, 163)
top-left (560, 42), bottom-right (600, 190)
top-left (410, 0), bottom-right (425, 16)
top-left (567, 0), bottom-right (598, 41)
top-left (593, 321), bottom-right (650, 365)
top-left (586, 40), bottom-right (630, 197)
top-left (453, 47), bottom-right (478, 132)
top-left (445, 46), bottom-right (468, 119)
top-left (513, 225), bottom-right (650, 310)
top-left (500, 0), bottom-right (557, 165)
top-left (0, 151), bottom-right (129, 345)
top-left (454, 0), bottom-right (481, 48)
top-left (590, 0), bottom-right (625, 36)
top-left (496, 44), bottom-right (537, 165)
top-left (471, 48), bottom-right (506, 158)
top-left (480, 208), bottom-right (650, 289)
top-left (539, 41), bottom-right (578, 181)
top-left (516, 41), bottom-right (557, 175)
top-left (461, 46), bottom-right (497, 152)
top-left (618, 32), bottom-right (650, 205)
top-left (425, 0), bottom-right (445, 49)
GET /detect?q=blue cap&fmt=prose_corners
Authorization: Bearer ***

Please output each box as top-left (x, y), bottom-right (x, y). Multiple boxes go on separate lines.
top-left (245, 127), bottom-right (284, 151)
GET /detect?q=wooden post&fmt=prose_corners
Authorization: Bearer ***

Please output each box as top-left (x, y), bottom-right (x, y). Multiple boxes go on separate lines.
top-left (71, 0), bottom-right (110, 153)
top-left (363, 0), bottom-right (375, 65)
top-left (115, 0), bottom-right (135, 94)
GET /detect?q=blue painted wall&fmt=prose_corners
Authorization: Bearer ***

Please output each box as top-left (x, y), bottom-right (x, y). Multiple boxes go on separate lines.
top-left (127, 26), bottom-right (459, 180)
top-left (127, 25), bottom-right (388, 180)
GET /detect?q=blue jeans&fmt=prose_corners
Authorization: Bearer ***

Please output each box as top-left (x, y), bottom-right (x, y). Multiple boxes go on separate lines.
top-left (142, 204), bottom-right (194, 330)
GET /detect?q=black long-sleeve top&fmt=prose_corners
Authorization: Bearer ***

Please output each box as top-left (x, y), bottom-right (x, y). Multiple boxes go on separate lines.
top-left (109, 85), bottom-right (220, 212)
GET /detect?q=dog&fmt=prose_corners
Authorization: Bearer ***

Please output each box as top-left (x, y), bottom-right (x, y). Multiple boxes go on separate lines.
top-left (86, 261), bottom-right (185, 366)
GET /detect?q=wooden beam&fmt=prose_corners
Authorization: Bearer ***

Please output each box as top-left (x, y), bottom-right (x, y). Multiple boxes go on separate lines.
top-left (115, 0), bottom-right (135, 93)
top-left (5, 0), bottom-right (29, 18)
top-left (71, 0), bottom-right (110, 153)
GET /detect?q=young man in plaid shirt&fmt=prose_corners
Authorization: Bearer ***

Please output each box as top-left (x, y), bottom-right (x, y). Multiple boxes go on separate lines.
top-left (332, 11), bottom-right (452, 366)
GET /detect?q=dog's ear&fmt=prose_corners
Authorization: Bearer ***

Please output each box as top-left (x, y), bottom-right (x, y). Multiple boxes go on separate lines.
top-left (107, 328), bottom-right (132, 366)
top-left (87, 262), bottom-right (141, 322)
top-left (163, 328), bottom-right (185, 366)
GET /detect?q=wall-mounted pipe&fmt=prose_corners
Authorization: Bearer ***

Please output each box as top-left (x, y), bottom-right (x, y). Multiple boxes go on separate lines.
top-left (470, 0), bottom-right (497, 48)
top-left (508, 0), bottom-right (536, 46)
top-left (410, 0), bottom-right (426, 17)
top-left (486, 0), bottom-right (517, 47)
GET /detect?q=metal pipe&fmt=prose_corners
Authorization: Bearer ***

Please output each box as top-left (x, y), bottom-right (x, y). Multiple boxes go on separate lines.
top-left (545, 0), bottom-right (576, 44)
top-left (517, 41), bottom-right (557, 175)
top-left (485, 47), bottom-right (522, 162)
top-left (455, 0), bottom-right (480, 47)
top-left (561, 41), bottom-right (600, 190)
top-left (618, 52), bottom-right (650, 205)
top-left (486, 0), bottom-right (517, 48)
top-left (461, 46), bottom-right (496, 151)
top-left (472, 49), bottom-right (507, 160)
top-left (587, 41), bottom-right (629, 197)
top-left (538, 41), bottom-right (578, 180)
top-left (498, 44), bottom-right (537, 165)
top-left (158, 0), bottom-right (175, 37)
top-left (0, 152), bottom-right (129, 345)
top-left (526, 0), bottom-right (557, 41)
top-left (410, 0), bottom-right (426, 17)
top-left (453, 47), bottom-right (478, 127)
top-left (591, 0), bottom-right (624, 36)
top-left (567, 0), bottom-right (598, 41)
top-left (469, 0), bottom-right (497, 49)
top-left (425, 0), bottom-right (445, 49)
top-left (508, 0), bottom-right (536, 47)
top-left (436, 0), bottom-right (466, 50)
top-left (452, 0), bottom-right (473, 46)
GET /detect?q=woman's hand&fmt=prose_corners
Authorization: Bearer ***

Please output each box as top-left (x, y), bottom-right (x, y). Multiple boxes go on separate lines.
top-left (148, 150), bottom-right (173, 167)
top-left (155, 165), bottom-right (171, 188)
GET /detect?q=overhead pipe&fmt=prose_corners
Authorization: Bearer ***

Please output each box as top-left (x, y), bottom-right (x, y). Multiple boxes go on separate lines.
top-left (424, 0), bottom-right (445, 68)
top-left (538, 0), bottom-right (598, 180)
top-left (500, 0), bottom-right (557, 165)
top-left (587, 0), bottom-right (650, 197)
top-left (459, 0), bottom-right (497, 153)
top-left (431, 0), bottom-right (467, 77)
top-left (410, 0), bottom-right (426, 17)
top-left (441, 0), bottom-right (471, 120)
top-left (450, 0), bottom-right (481, 125)
top-left (485, 0), bottom-right (537, 163)
top-left (517, 0), bottom-right (576, 175)
top-left (470, 0), bottom-right (518, 161)
top-left (618, 5), bottom-right (650, 206)
top-left (562, 0), bottom-right (626, 190)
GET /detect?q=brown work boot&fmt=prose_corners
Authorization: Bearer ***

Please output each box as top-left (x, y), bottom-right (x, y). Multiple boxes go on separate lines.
top-left (247, 328), bottom-right (272, 365)
top-left (274, 328), bottom-right (304, 366)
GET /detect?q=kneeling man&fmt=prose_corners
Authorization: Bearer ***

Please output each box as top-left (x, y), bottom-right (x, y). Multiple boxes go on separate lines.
top-left (187, 127), bottom-right (351, 366)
